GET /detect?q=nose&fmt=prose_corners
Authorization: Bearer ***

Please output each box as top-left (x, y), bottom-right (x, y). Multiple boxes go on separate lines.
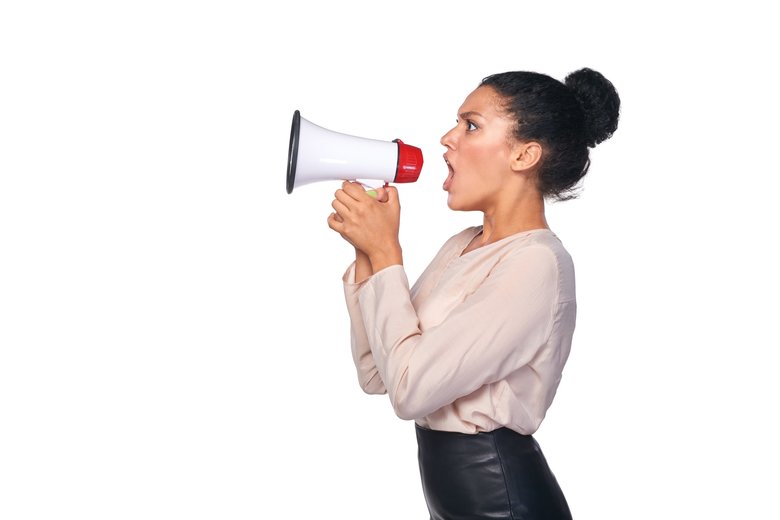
top-left (440, 125), bottom-right (457, 150)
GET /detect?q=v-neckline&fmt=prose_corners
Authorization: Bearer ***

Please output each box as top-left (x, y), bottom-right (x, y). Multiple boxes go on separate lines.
top-left (458, 226), bottom-right (552, 258)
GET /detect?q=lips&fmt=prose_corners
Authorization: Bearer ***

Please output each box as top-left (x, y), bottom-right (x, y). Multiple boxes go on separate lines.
top-left (443, 154), bottom-right (454, 191)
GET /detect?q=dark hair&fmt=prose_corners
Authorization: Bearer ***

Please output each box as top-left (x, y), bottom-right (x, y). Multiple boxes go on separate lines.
top-left (480, 68), bottom-right (620, 200)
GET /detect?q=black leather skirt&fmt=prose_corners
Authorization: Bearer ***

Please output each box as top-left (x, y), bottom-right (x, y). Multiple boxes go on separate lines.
top-left (415, 424), bottom-right (572, 520)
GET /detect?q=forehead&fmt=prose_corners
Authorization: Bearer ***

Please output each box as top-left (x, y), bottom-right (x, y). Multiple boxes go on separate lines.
top-left (459, 85), bottom-right (505, 116)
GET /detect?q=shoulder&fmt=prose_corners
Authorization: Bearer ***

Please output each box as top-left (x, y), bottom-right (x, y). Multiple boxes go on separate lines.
top-left (503, 230), bottom-right (576, 302)
top-left (527, 230), bottom-right (573, 266)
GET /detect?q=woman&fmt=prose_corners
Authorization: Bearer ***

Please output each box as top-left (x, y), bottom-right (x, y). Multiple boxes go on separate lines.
top-left (328, 68), bottom-right (620, 519)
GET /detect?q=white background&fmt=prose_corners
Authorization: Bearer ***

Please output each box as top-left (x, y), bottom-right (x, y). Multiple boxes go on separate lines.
top-left (1, 1), bottom-right (778, 518)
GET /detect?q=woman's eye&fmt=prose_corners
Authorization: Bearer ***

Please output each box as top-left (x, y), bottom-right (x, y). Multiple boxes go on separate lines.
top-left (455, 118), bottom-right (478, 131)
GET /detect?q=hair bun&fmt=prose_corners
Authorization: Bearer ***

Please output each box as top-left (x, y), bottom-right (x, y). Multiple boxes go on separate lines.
top-left (564, 68), bottom-right (620, 147)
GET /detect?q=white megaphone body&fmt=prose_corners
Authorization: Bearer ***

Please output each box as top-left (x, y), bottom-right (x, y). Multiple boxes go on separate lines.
top-left (286, 110), bottom-right (423, 194)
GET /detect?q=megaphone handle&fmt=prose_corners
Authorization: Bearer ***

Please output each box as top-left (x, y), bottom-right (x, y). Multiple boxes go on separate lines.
top-left (364, 182), bottom-right (390, 199)
top-left (356, 178), bottom-right (386, 190)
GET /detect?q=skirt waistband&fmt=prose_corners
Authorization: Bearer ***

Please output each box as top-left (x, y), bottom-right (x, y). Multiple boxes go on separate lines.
top-left (415, 424), bottom-right (571, 520)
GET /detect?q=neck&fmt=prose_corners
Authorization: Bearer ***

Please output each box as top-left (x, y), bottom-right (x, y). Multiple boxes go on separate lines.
top-left (477, 190), bottom-right (548, 246)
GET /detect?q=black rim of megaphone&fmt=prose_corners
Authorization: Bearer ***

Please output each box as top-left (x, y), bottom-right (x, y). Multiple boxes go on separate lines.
top-left (286, 110), bottom-right (301, 194)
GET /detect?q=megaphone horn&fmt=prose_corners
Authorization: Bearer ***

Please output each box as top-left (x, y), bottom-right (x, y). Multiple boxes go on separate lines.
top-left (286, 110), bottom-right (423, 194)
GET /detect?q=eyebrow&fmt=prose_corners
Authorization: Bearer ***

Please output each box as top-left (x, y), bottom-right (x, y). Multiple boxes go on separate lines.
top-left (458, 111), bottom-right (484, 120)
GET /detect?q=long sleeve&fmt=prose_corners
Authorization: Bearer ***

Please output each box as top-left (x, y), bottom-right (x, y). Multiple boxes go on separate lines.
top-left (342, 262), bottom-right (387, 394)
top-left (357, 244), bottom-right (570, 423)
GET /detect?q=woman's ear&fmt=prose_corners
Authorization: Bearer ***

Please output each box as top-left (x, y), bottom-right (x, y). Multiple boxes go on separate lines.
top-left (510, 141), bottom-right (542, 172)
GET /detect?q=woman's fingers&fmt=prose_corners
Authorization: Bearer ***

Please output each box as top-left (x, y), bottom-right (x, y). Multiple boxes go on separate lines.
top-left (341, 180), bottom-right (368, 198)
top-left (327, 212), bottom-right (344, 232)
top-left (332, 197), bottom-right (350, 217)
top-left (374, 186), bottom-right (389, 202)
top-left (385, 186), bottom-right (400, 208)
top-left (333, 190), bottom-right (352, 208)
top-left (337, 182), bottom-right (393, 207)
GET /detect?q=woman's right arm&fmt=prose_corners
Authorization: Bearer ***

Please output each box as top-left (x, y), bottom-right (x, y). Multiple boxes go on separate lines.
top-left (354, 249), bottom-right (373, 284)
top-left (343, 249), bottom-right (387, 394)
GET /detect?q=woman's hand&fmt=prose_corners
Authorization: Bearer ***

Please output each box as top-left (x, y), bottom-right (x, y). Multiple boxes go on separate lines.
top-left (328, 181), bottom-right (403, 272)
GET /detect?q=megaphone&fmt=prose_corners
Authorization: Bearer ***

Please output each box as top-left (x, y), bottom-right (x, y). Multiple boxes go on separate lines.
top-left (286, 110), bottom-right (423, 194)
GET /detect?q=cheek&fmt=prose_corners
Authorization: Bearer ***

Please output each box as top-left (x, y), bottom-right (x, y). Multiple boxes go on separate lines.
top-left (462, 144), bottom-right (506, 185)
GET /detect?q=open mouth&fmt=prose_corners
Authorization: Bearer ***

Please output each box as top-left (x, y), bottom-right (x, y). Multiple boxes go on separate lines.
top-left (443, 155), bottom-right (454, 191)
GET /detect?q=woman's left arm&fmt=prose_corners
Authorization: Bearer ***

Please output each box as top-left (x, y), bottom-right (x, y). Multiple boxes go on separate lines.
top-left (330, 181), bottom-right (403, 395)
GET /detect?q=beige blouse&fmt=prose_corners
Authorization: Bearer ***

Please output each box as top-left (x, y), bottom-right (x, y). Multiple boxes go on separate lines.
top-left (342, 227), bottom-right (576, 435)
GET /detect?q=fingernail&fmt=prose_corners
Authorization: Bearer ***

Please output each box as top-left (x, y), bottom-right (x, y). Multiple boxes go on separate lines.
top-left (366, 190), bottom-right (378, 198)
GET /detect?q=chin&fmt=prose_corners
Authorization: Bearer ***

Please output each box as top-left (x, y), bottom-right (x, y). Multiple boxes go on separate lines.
top-left (446, 194), bottom-right (476, 212)
top-left (446, 193), bottom-right (461, 210)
